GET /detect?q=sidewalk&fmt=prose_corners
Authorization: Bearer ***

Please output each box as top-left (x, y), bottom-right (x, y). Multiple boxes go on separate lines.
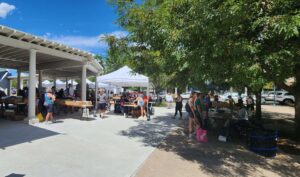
top-left (0, 107), bottom-right (180, 177)
top-left (134, 120), bottom-right (300, 177)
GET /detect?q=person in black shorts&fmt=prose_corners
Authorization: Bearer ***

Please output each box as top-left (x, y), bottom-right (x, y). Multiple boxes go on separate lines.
top-left (174, 92), bottom-right (183, 119)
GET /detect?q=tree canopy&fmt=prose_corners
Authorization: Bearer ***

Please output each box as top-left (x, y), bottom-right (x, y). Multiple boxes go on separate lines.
top-left (107, 0), bottom-right (300, 138)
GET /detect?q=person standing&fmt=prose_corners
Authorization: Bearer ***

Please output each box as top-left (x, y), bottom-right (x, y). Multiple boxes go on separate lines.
top-left (188, 92), bottom-right (197, 139)
top-left (194, 93), bottom-right (203, 128)
top-left (98, 90), bottom-right (108, 118)
top-left (227, 95), bottom-right (235, 114)
top-left (173, 92), bottom-right (183, 119)
top-left (135, 96), bottom-right (146, 117)
top-left (44, 88), bottom-right (56, 123)
top-left (246, 96), bottom-right (255, 111)
top-left (67, 84), bottom-right (74, 97)
top-left (165, 92), bottom-right (174, 109)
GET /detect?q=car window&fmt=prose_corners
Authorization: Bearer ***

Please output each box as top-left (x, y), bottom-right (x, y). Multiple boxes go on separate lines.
top-left (277, 93), bottom-right (283, 95)
top-left (285, 93), bottom-right (293, 96)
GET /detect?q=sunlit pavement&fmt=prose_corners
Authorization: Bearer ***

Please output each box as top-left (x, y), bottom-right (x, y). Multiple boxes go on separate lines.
top-left (0, 107), bottom-right (180, 177)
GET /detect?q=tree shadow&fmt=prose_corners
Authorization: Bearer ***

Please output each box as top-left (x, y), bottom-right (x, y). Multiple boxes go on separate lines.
top-left (119, 113), bottom-right (300, 177)
top-left (0, 119), bottom-right (59, 149)
top-left (158, 125), bottom-right (300, 177)
top-left (5, 173), bottom-right (25, 177)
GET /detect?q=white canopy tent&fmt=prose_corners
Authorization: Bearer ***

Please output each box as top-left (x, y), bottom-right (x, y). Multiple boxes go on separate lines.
top-left (97, 66), bottom-right (149, 87)
top-left (42, 79), bottom-right (66, 89)
top-left (97, 66), bottom-right (150, 119)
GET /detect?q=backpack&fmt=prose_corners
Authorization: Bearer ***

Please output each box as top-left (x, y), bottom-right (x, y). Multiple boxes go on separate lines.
top-left (185, 102), bottom-right (191, 113)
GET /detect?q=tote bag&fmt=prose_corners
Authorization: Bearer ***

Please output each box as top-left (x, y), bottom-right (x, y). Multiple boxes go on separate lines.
top-left (196, 128), bottom-right (208, 143)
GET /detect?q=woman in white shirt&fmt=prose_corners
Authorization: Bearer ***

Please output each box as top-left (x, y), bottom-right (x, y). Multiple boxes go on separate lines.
top-left (165, 92), bottom-right (174, 109)
top-left (98, 90), bottom-right (108, 118)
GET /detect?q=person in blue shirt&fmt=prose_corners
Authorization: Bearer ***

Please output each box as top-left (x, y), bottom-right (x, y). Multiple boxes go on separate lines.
top-left (44, 88), bottom-right (56, 123)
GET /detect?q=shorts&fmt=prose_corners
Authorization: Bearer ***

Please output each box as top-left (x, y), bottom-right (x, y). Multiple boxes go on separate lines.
top-left (188, 111), bottom-right (194, 118)
top-left (98, 103), bottom-right (107, 110)
top-left (47, 104), bottom-right (54, 113)
top-left (138, 101), bottom-right (144, 107)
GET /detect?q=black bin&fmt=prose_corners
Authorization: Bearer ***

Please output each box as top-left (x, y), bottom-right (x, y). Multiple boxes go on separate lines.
top-left (249, 129), bottom-right (278, 157)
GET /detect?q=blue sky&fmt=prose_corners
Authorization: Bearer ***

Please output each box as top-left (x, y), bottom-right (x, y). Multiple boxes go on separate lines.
top-left (0, 0), bottom-right (127, 55)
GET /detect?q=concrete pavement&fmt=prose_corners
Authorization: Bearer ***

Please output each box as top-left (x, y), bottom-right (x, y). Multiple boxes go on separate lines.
top-left (0, 107), bottom-right (180, 177)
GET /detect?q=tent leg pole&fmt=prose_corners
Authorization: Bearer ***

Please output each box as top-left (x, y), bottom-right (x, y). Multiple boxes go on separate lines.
top-left (147, 84), bottom-right (150, 121)
top-left (94, 74), bottom-right (99, 116)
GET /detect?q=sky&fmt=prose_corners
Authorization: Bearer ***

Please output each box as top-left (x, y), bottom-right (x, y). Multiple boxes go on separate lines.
top-left (0, 0), bottom-right (127, 56)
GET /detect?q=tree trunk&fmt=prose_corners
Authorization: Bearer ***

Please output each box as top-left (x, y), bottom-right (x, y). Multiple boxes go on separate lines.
top-left (295, 64), bottom-right (300, 141)
top-left (255, 89), bottom-right (262, 120)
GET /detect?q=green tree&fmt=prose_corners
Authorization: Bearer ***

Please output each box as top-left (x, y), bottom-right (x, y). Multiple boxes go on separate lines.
top-left (109, 0), bottom-right (300, 139)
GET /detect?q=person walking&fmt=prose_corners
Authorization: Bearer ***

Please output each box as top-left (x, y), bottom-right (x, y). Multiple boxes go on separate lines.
top-left (44, 88), bottom-right (56, 123)
top-left (173, 92), bottom-right (183, 119)
top-left (98, 90), bottom-right (108, 118)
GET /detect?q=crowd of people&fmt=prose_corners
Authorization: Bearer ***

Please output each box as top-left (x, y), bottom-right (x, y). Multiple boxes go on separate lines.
top-left (168, 91), bottom-right (256, 140)
top-left (96, 90), bottom-right (150, 118)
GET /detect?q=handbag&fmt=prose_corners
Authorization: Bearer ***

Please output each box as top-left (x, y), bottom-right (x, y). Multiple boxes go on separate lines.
top-left (196, 128), bottom-right (208, 143)
top-left (37, 113), bottom-right (44, 122)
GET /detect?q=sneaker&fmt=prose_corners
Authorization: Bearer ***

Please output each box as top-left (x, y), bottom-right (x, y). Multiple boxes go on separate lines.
top-left (188, 134), bottom-right (192, 139)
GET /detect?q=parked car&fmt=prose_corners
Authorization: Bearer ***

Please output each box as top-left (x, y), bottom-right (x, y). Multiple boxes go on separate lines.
top-left (277, 92), bottom-right (295, 105)
top-left (158, 91), bottom-right (166, 101)
top-left (10, 88), bottom-right (16, 95)
top-left (219, 92), bottom-right (240, 103)
top-left (181, 92), bottom-right (191, 99)
top-left (261, 91), bottom-right (294, 105)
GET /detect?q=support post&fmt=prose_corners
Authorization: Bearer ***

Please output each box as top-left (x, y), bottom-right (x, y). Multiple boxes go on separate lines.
top-left (273, 84), bottom-right (276, 106)
top-left (94, 74), bottom-right (99, 113)
top-left (8, 79), bottom-right (12, 96)
top-left (81, 64), bottom-right (87, 101)
top-left (38, 70), bottom-right (43, 91)
top-left (17, 70), bottom-right (21, 94)
top-left (147, 82), bottom-right (150, 121)
top-left (65, 77), bottom-right (68, 89)
top-left (28, 49), bottom-right (37, 121)
top-left (53, 77), bottom-right (57, 88)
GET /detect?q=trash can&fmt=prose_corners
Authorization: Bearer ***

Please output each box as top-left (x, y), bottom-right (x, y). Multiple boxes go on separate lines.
top-left (249, 129), bottom-right (278, 157)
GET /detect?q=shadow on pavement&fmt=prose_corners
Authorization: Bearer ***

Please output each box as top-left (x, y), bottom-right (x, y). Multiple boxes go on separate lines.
top-left (158, 120), bottom-right (300, 177)
top-left (5, 173), bottom-right (25, 177)
top-left (119, 110), bottom-right (300, 177)
top-left (0, 119), bottom-right (59, 149)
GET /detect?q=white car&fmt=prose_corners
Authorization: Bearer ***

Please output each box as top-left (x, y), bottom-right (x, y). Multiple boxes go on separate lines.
top-left (219, 92), bottom-right (240, 103)
top-left (181, 92), bottom-right (191, 99)
top-left (262, 91), bottom-right (294, 105)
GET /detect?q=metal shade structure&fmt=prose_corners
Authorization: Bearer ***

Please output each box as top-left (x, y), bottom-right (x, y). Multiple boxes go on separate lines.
top-left (0, 25), bottom-right (103, 122)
